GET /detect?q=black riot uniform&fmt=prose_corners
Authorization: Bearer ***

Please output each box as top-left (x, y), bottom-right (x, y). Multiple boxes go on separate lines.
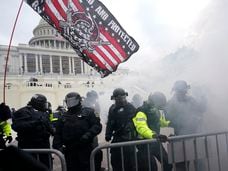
top-left (134, 92), bottom-right (172, 171)
top-left (53, 92), bottom-right (102, 171)
top-left (105, 88), bottom-right (136, 171)
top-left (12, 94), bottom-right (53, 169)
top-left (166, 80), bottom-right (206, 135)
top-left (166, 80), bottom-right (206, 171)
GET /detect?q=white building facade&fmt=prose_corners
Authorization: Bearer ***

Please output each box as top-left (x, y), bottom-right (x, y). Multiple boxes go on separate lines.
top-left (0, 19), bottom-right (92, 76)
top-left (0, 19), bottom-right (130, 110)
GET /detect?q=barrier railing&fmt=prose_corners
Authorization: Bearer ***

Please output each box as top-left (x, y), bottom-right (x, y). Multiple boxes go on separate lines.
top-left (90, 130), bottom-right (228, 171)
top-left (23, 148), bottom-right (67, 171)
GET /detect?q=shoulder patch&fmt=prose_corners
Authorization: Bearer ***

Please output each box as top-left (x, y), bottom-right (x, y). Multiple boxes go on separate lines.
top-left (136, 118), bottom-right (146, 121)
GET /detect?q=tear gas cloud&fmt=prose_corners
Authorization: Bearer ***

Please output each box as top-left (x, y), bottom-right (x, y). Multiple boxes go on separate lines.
top-left (99, 0), bottom-right (228, 132)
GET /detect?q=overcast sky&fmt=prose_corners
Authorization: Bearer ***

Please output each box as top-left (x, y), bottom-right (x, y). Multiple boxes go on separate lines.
top-left (0, 0), bottom-right (211, 68)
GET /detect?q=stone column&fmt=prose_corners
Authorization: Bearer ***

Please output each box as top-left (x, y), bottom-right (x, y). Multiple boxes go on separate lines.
top-left (35, 54), bottom-right (39, 73)
top-left (81, 61), bottom-right (84, 74)
top-left (39, 55), bottom-right (43, 74)
top-left (19, 54), bottom-right (23, 74)
top-left (68, 56), bottom-right (72, 74)
top-left (54, 40), bottom-right (56, 48)
top-left (59, 56), bottom-right (63, 74)
top-left (50, 55), bottom-right (53, 74)
top-left (72, 57), bottom-right (75, 75)
top-left (24, 54), bottom-right (28, 73)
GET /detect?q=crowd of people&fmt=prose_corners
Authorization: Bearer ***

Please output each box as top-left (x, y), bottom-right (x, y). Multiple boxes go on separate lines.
top-left (0, 80), bottom-right (206, 171)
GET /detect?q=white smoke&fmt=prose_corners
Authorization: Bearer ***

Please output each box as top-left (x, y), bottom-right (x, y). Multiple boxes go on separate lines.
top-left (111, 0), bottom-right (228, 132)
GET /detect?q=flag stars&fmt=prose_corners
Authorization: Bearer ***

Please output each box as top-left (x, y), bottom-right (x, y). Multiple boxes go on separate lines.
top-left (105, 27), bottom-right (108, 31)
top-left (79, 0), bottom-right (83, 3)
top-left (86, 8), bottom-right (90, 11)
top-left (117, 39), bottom-right (120, 43)
top-left (91, 6), bottom-right (94, 9)
top-left (99, 21), bottom-right (102, 25)
top-left (127, 52), bottom-right (130, 55)
top-left (111, 33), bottom-right (115, 37)
top-left (93, 15), bottom-right (97, 19)
top-left (122, 45), bottom-right (125, 49)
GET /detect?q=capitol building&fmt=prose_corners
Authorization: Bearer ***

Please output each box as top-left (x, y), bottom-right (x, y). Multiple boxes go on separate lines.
top-left (0, 19), bottom-right (129, 110)
top-left (0, 19), bottom-right (95, 77)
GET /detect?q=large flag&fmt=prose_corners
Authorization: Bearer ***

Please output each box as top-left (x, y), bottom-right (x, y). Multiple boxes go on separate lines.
top-left (25, 0), bottom-right (139, 77)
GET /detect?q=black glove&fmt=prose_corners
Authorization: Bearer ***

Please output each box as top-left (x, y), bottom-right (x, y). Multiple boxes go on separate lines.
top-left (5, 136), bottom-right (13, 143)
top-left (154, 134), bottom-right (168, 143)
top-left (105, 135), bottom-right (111, 142)
top-left (80, 132), bottom-right (92, 143)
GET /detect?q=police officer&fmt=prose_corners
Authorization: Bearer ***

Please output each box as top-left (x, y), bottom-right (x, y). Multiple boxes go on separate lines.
top-left (166, 80), bottom-right (206, 171)
top-left (133, 92), bottom-right (172, 171)
top-left (166, 80), bottom-right (206, 135)
top-left (12, 94), bottom-right (53, 169)
top-left (0, 103), bottom-right (13, 149)
top-left (53, 92), bottom-right (102, 171)
top-left (105, 88), bottom-right (136, 171)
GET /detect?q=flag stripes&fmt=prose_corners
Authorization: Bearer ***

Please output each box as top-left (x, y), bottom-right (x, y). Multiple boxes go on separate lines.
top-left (26, 0), bottom-right (139, 77)
top-left (45, 0), bottom-right (121, 72)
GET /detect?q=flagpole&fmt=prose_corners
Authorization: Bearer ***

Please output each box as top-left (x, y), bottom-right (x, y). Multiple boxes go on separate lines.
top-left (3, 0), bottom-right (24, 103)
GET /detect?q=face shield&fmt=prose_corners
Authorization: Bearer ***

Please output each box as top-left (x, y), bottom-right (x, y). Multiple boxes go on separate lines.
top-left (65, 96), bottom-right (80, 108)
top-left (33, 101), bottom-right (49, 112)
top-left (44, 102), bottom-right (49, 111)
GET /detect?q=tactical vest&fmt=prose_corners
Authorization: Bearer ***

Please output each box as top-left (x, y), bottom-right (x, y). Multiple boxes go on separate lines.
top-left (61, 109), bottom-right (91, 144)
top-left (110, 103), bottom-right (137, 141)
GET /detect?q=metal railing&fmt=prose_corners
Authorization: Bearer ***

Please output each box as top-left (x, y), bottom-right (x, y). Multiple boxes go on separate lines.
top-left (0, 147), bottom-right (67, 171)
top-left (90, 130), bottom-right (228, 171)
top-left (24, 148), bottom-right (67, 171)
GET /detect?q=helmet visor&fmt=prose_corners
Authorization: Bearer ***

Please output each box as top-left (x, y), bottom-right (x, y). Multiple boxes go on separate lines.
top-left (65, 97), bottom-right (80, 108)
top-left (44, 102), bottom-right (49, 111)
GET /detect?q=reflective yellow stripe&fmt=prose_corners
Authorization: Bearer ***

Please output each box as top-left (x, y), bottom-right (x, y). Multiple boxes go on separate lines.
top-left (0, 121), bottom-right (12, 137)
top-left (133, 112), bottom-right (156, 139)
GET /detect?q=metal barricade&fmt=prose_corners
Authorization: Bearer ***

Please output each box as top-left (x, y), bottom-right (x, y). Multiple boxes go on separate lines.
top-left (168, 131), bottom-right (228, 171)
top-left (24, 148), bottom-right (67, 171)
top-left (90, 130), bottom-right (228, 171)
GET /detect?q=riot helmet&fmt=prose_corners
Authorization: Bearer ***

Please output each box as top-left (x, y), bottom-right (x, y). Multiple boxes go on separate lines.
top-left (86, 90), bottom-right (98, 101)
top-left (148, 91), bottom-right (167, 109)
top-left (65, 92), bottom-right (81, 109)
top-left (29, 94), bottom-right (48, 112)
top-left (111, 88), bottom-right (128, 100)
top-left (172, 80), bottom-right (190, 93)
top-left (111, 88), bottom-right (128, 107)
